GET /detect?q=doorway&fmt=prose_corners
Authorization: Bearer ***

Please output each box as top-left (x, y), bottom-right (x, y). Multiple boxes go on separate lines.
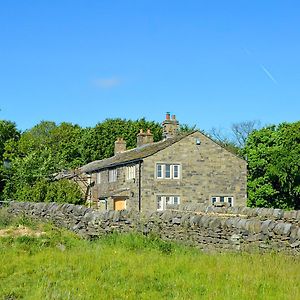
top-left (114, 198), bottom-right (126, 210)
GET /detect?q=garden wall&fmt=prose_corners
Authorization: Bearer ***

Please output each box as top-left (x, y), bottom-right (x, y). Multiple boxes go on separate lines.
top-left (6, 202), bottom-right (300, 254)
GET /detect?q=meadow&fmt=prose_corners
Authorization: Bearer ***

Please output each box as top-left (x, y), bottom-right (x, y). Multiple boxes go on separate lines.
top-left (0, 209), bottom-right (299, 300)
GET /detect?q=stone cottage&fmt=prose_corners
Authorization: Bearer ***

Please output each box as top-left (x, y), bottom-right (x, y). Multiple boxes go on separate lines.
top-left (58, 113), bottom-right (247, 211)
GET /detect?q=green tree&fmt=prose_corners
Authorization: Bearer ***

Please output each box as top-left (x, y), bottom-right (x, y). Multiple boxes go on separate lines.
top-left (244, 122), bottom-right (300, 209)
top-left (80, 118), bottom-right (162, 162)
top-left (0, 120), bottom-right (20, 199)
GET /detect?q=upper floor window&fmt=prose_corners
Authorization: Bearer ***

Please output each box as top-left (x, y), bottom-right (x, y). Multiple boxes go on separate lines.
top-left (126, 165), bottom-right (136, 180)
top-left (96, 172), bottom-right (101, 184)
top-left (109, 169), bottom-right (117, 182)
top-left (211, 196), bottom-right (234, 207)
top-left (156, 163), bottom-right (180, 179)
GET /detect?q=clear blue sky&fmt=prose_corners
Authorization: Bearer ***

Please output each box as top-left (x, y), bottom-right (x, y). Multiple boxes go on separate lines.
top-left (1, 1), bottom-right (300, 132)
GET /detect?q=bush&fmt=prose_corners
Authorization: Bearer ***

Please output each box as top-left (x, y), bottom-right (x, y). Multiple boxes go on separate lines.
top-left (4, 179), bottom-right (84, 205)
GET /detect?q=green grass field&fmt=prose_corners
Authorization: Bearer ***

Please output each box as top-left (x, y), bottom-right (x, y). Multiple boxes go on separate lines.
top-left (0, 210), bottom-right (299, 300)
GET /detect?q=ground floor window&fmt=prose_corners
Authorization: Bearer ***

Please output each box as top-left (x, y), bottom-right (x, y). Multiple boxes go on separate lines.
top-left (157, 195), bottom-right (180, 211)
top-left (211, 196), bottom-right (234, 207)
top-left (98, 198), bottom-right (108, 210)
top-left (114, 198), bottom-right (127, 211)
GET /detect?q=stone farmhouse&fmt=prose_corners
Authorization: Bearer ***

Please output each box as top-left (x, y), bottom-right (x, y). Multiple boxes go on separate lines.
top-left (58, 113), bottom-right (247, 211)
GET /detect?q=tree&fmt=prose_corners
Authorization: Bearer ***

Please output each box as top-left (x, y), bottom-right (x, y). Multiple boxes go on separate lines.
top-left (231, 120), bottom-right (261, 148)
top-left (2, 121), bottom-right (84, 202)
top-left (0, 120), bottom-right (20, 199)
top-left (208, 120), bottom-right (261, 156)
top-left (80, 118), bottom-right (162, 162)
top-left (0, 120), bottom-right (20, 159)
top-left (244, 121), bottom-right (300, 209)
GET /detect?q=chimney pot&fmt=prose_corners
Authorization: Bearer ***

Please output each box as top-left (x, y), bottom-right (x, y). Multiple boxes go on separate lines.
top-left (162, 112), bottom-right (179, 139)
top-left (137, 128), bottom-right (153, 147)
top-left (114, 137), bottom-right (126, 155)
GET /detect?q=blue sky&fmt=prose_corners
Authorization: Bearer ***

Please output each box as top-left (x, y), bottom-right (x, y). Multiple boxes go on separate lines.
top-left (0, 1), bottom-right (300, 132)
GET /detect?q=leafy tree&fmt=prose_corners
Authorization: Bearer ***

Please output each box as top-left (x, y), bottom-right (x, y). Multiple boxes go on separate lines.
top-left (0, 120), bottom-right (20, 159)
top-left (0, 120), bottom-right (20, 199)
top-left (80, 118), bottom-right (162, 162)
top-left (2, 121), bottom-right (84, 202)
top-left (244, 122), bottom-right (300, 209)
top-left (179, 123), bottom-right (197, 133)
top-left (2, 118), bottom-right (162, 203)
top-left (5, 178), bottom-right (83, 204)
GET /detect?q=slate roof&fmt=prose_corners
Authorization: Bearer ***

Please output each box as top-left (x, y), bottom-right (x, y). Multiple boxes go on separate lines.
top-left (54, 132), bottom-right (194, 180)
top-left (81, 131), bottom-right (194, 173)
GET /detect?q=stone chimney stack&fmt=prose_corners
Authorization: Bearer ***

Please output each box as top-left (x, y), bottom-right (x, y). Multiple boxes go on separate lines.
top-left (137, 129), bottom-right (154, 147)
top-left (114, 137), bottom-right (126, 155)
top-left (162, 112), bottom-right (179, 139)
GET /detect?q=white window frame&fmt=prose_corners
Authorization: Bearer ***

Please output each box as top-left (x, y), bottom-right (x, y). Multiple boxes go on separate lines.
top-left (108, 169), bottom-right (117, 182)
top-left (126, 165), bottom-right (136, 181)
top-left (173, 165), bottom-right (180, 179)
top-left (156, 163), bottom-right (181, 179)
top-left (211, 196), bottom-right (234, 207)
top-left (156, 164), bottom-right (163, 179)
top-left (157, 195), bottom-right (181, 211)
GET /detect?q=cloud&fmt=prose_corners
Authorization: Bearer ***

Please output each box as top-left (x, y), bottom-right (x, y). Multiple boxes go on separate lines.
top-left (92, 77), bottom-right (122, 89)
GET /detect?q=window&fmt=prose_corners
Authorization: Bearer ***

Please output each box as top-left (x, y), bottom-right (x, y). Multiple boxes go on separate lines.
top-left (156, 164), bottom-right (180, 179)
top-left (109, 169), bottom-right (117, 182)
top-left (173, 165), bottom-right (179, 179)
top-left (157, 164), bottom-right (163, 178)
top-left (211, 196), bottom-right (234, 207)
top-left (157, 195), bottom-right (181, 211)
top-left (126, 165), bottom-right (136, 180)
top-left (165, 164), bottom-right (171, 178)
top-left (96, 172), bottom-right (101, 184)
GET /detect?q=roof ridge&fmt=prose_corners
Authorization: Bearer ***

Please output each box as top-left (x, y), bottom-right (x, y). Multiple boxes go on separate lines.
top-left (80, 132), bottom-right (194, 173)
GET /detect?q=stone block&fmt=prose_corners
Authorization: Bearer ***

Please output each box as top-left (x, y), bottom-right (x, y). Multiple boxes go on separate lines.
top-left (273, 209), bottom-right (284, 219)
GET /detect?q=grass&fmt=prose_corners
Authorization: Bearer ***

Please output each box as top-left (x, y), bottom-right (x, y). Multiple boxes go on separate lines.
top-left (0, 209), bottom-right (300, 299)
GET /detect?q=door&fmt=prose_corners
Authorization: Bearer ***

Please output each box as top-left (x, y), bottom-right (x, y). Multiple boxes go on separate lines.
top-left (114, 198), bottom-right (126, 210)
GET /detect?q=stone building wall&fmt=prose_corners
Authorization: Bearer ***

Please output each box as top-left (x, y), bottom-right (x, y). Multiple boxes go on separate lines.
top-left (83, 131), bottom-right (246, 212)
top-left (141, 132), bottom-right (247, 211)
top-left (90, 162), bottom-right (141, 211)
top-left (5, 202), bottom-right (300, 254)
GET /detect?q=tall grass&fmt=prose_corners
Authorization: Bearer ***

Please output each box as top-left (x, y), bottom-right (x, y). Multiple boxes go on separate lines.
top-left (0, 209), bottom-right (299, 299)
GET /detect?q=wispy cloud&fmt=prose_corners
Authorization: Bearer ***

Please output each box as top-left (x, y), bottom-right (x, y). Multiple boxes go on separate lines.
top-left (260, 64), bottom-right (278, 84)
top-left (92, 77), bottom-right (122, 89)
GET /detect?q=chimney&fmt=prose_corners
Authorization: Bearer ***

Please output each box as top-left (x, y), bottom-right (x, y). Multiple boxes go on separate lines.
top-left (114, 137), bottom-right (126, 155)
top-left (137, 129), bottom-right (153, 147)
top-left (162, 112), bottom-right (179, 139)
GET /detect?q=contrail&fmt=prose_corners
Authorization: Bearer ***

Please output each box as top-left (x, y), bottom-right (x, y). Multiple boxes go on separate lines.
top-left (242, 46), bottom-right (278, 84)
top-left (260, 64), bottom-right (278, 84)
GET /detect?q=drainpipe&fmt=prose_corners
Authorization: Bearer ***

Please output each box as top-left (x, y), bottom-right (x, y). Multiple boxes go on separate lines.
top-left (138, 161), bottom-right (142, 212)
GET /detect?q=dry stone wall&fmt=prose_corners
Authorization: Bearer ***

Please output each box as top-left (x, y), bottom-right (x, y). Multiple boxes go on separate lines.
top-left (5, 202), bottom-right (300, 254)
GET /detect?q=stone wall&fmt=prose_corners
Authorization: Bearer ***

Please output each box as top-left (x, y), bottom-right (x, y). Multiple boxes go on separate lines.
top-left (5, 202), bottom-right (300, 254)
